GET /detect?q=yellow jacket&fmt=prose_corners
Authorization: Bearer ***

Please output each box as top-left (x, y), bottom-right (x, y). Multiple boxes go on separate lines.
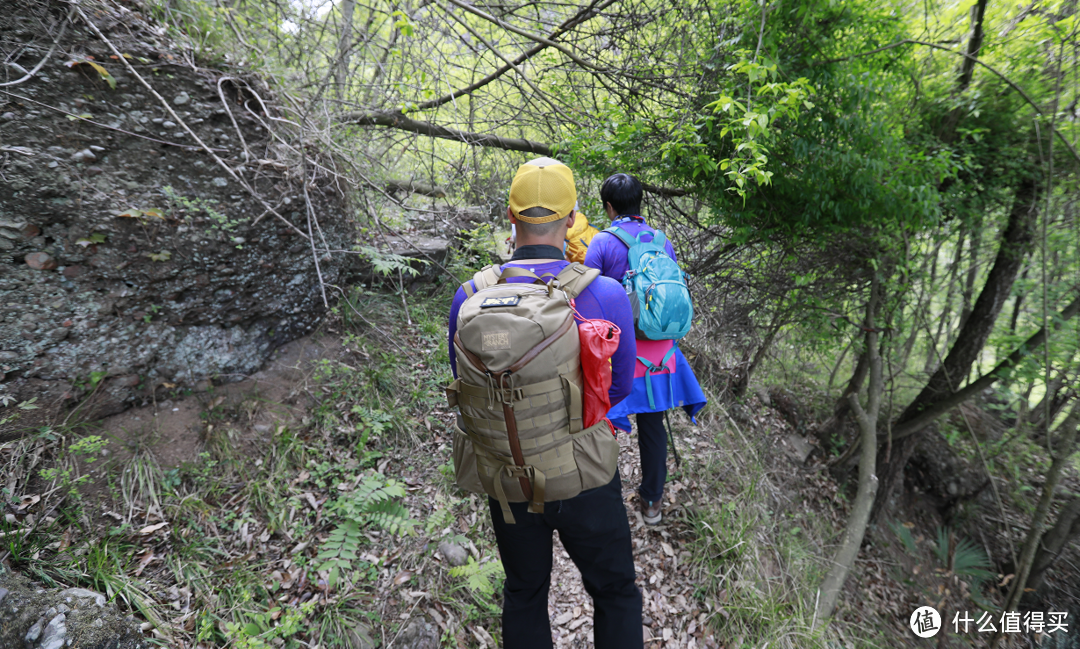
top-left (565, 215), bottom-right (600, 263)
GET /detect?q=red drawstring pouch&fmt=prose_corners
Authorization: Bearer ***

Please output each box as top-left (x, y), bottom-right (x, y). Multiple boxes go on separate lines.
top-left (572, 303), bottom-right (621, 435)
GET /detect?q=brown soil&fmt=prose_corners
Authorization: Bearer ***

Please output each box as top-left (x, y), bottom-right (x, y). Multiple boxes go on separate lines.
top-left (91, 330), bottom-right (342, 469)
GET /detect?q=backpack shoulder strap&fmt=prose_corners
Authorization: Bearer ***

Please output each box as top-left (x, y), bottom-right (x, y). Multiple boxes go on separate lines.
top-left (604, 225), bottom-right (637, 249)
top-left (553, 263), bottom-right (600, 298)
top-left (465, 264), bottom-right (503, 296)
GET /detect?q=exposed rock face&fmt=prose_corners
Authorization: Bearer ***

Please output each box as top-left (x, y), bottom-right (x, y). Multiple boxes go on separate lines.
top-left (0, 568), bottom-right (144, 649)
top-left (0, 0), bottom-right (353, 421)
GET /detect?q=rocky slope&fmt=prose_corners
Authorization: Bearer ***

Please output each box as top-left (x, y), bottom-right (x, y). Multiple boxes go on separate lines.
top-left (0, 0), bottom-right (354, 423)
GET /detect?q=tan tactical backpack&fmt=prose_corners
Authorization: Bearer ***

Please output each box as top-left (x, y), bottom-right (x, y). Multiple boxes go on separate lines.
top-left (447, 263), bottom-right (620, 523)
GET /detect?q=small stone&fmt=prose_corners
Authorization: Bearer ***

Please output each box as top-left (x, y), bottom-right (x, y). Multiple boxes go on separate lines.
top-left (21, 223), bottom-right (40, 238)
top-left (89, 145), bottom-right (105, 153)
top-left (1, 112), bottom-right (14, 120)
top-left (48, 327), bottom-right (69, 342)
top-left (71, 149), bottom-right (96, 163)
top-left (25, 617), bottom-right (44, 643)
top-left (783, 434), bottom-right (814, 465)
top-left (162, 120), bottom-right (176, 129)
top-left (62, 319), bottom-right (73, 327)
top-left (86, 166), bottom-right (104, 176)
top-left (253, 423), bottom-right (271, 433)
top-left (211, 177), bottom-right (228, 187)
top-left (62, 265), bottom-right (85, 278)
top-left (57, 604), bottom-right (70, 613)
top-left (114, 374), bottom-right (140, 387)
top-left (47, 160), bottom-right (59, 168)
top-left (437, 540), bottom-right (468, 567)
top-left (58, 588), bottom-right (107, 609)
top-left (173, 92), bottom-right (190, 105)
top-left (25, 252), bottom-right (58, 270)
top-left (39, 613), bottom-right (67, 649)
top-left (0, 587), bottom-right (8, 605)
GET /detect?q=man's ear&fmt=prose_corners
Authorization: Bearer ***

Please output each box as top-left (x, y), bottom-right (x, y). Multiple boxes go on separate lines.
top-left (565, 210), bottom-right (576, 230)
top-left (507, 206), bottom-right (517, 224)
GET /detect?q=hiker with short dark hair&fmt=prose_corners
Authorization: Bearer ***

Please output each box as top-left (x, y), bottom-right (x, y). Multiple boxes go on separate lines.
top-left (584, 173), bottom-right (708, 526)
top-left (447, 158), bottom-right (643, 648)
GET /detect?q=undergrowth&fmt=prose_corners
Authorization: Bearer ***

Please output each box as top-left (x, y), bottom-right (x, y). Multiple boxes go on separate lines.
top-left (0, 272), bottom-right (507, 648)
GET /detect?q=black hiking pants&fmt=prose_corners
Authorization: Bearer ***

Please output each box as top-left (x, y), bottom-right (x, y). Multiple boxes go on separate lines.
top-left (636, 411), bottom-right (668, 504)
top-left (488, 472), bottom-right (643, 649)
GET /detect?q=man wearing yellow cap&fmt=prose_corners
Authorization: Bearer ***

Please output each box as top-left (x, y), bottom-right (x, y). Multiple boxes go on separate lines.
top-left (447, 158), bottom-right (642, 648)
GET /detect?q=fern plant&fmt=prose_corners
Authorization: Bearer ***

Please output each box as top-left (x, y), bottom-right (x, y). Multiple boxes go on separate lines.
top-left (317, 474), bottom-right (415, 588)
top-left (449, 556), bottom-right (505, 598)
top-left (356, 245), bottom-right (428, 278)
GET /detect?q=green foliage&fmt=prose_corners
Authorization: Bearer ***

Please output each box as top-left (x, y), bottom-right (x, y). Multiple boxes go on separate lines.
top-left (226, 601), bottom-right (316, 649)
top-left (889, 520), bottom-right (919, 556)
top-left (933, 527), bottom-right (995, 585)
top-left (660, 57), bottom-right (815, 197)
top-left (69, 435), bottom-right (107, 461)
top-left (448, 556), bottom-right (505, 598)
top-left (356, 245), bottom-right (428, 278)
top-left (162, 185), bottom-right (243, 233)
top-left (317, 474), bottom-right (414, 588)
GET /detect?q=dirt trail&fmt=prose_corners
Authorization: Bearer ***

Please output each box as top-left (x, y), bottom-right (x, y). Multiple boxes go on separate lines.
top-left (92, 331), bottom-right (343, 468)
top-left (545, 428), bottom-right (721, 648)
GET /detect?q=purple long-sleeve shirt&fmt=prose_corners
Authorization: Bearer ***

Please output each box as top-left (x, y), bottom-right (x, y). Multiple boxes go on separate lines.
top-left (583, 216), bottom-right (677, 283)
top-left (448, 261), bottom-right (636, 409)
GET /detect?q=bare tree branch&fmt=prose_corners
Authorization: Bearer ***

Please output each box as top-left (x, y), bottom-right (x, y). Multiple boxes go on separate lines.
top-left (415, 0), bottom-right (616, 112)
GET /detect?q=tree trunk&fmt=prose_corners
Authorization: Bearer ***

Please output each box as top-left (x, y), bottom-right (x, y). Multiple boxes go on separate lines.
top-left (1028, 364), bottom-right (1074, 437)
top-left (957, 0), bottom-right (989, 91)
top-left (1008, 266), bottom-right (1029, 335)
top-left (815, 278), bottom-right (882, 626)
top-left (872, 178), bottom-right (1038, 522)
top-left (887, 287), bottom-right (1080, 441)
top-left (958, 221), bottom-right (983, 332)
top-left (995, 401), bottom-right (1080, 647)
top-left (1024, 494), bottom-right (1080, 598)
top-left (385, 178), bottom-right (446, 197)
top-left (926, 231), bottom-right (964, 374)
top-left (818, 345), bottom-right (869, 451)
top-left (334, 0), bottom-right (355, 101)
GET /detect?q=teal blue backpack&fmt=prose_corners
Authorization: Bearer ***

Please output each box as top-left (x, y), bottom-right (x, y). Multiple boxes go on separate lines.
top-left (606, 225), bottom-right (693, 340)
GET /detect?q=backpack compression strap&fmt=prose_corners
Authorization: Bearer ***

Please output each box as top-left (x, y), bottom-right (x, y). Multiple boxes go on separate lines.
top-left (551, 263), bottom-right (600, 298)
top-left (465, 263), bottom-right (599, 298)
top-left (637, 346), bottom-right (678, 411)
top-left (462, 264), bottom-right (503, 297)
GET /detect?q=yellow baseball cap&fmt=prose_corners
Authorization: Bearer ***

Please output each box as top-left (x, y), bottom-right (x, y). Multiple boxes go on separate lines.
top-left (508, 157), bottom-right (576, 224)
